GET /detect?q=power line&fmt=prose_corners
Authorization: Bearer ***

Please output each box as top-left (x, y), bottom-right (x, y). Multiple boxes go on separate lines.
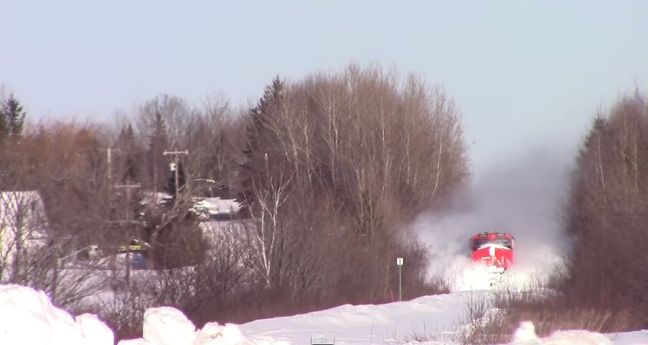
top-left (114, 182), bottom-right (141, 284)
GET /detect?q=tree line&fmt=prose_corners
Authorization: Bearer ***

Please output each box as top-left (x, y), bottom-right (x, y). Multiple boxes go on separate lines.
top-left (561, 91), bottom-right (648, 329)
top-left (0, 65), bottom-right (468, 336)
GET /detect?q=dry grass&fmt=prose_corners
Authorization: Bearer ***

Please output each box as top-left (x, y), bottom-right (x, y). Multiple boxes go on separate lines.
top-left (458, 281), bottom-right (642, 345)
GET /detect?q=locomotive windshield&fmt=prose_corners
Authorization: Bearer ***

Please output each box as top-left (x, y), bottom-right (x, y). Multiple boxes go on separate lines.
top-left (470, 234), bottom-right (513, 251)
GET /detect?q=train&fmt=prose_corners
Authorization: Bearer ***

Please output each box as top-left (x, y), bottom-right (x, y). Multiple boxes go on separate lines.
top-left (470, 231), bottom-right (514, 272)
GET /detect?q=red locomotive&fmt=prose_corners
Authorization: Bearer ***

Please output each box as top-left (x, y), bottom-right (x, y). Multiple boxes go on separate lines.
top-left (470, 231), bottom-right (514, 271)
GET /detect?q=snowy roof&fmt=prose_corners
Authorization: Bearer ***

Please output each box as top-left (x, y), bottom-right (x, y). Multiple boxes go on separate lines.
top-left (140, 192), bottom-right (173, 206)
top-left (191, 197), bottom-right (241, 219)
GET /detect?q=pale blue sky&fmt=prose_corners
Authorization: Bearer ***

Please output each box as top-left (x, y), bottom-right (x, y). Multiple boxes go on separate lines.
top-left (2, 1), bottom-right (647, 174)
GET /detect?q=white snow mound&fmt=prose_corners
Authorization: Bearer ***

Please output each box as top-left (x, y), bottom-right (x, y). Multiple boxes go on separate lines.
top-left (143, 307), bottom-right (197, 345)
top-left (0, 284), bottom-right (283, 345)
top-left (195, 322), bottom-right (251, 345)
top-left (75, 313), bottom-right (114, 345)
top-left (513, 321), bottom-right (612, 345)
top-left (0, 284), bottom-right (113, 345)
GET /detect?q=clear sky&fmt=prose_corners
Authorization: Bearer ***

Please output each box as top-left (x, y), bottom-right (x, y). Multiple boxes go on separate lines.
top-left (2, 1), bottom-right (647, 175)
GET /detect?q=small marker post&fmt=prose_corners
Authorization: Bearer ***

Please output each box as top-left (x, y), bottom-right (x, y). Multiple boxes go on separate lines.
top-left (396, 257), bottom-right (404, 301)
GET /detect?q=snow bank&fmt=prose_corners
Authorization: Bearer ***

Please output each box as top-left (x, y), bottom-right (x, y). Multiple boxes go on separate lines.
top-left (0, 284), bottom-right (282, 345)
top-left (75, 313), bottom-right (114, 345)
top-left (128, 313), bottom-right (287, 345)
top-left (141, 307), bottom-right (196, 345)
top-left (1, 284), bottom-right (645, 345)
top-left (0, 284), bottom-right (113, 345)
top-left (513, 321), bottom-right (612, 345)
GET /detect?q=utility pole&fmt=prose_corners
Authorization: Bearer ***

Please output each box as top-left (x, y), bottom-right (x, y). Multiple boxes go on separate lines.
top-left (105, 147), bottom-right (123, 205)
top-left (163, 149), bottom-right (189, 203)
top-left (114, 182), bottom-right (141, 284)
top-left (107, 147), bottom-right (112, 182)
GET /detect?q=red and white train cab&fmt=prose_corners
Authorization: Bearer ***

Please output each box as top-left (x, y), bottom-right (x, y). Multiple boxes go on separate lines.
top-left (470, 231), bottom-right (514, 271)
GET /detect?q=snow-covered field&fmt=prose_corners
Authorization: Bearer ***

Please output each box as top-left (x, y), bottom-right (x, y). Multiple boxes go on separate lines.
top-left (2, 284), bottom-right (647, 345)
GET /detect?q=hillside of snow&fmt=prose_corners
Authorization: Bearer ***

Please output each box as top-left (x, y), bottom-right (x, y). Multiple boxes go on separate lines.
top-left (2, 284), bottom-right (648, 345)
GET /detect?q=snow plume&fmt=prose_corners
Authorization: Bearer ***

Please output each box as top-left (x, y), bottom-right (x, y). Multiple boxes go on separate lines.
top-left (414, 146), bottom-right (572, 291)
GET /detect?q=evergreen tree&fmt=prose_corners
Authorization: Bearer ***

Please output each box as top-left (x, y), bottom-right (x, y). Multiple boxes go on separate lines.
top-left (115, 123), bottom-right (141, 183)
top-left (239, 77), bottom-right (285, 202)
top-left (0, 94), bottom-right (26, 142)
top-left (6, 95), bottom-right (26, 137)
top-left (0, 106), bottom-right (6, 142)
top-left (148, 111), bottom-right (169, 193)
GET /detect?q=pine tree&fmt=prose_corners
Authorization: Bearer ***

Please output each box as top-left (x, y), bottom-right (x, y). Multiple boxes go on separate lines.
top-left (0, 107), bottom-right (6, 142)
top-left (6, 95), bottom-right (26, 137)
top-left (239, 77), bottom-right (285, 202)
top-left (115, 123), bottom-right (141, 183)
top-left (148, 111), bottom-right (169, 193)
top-left (0, 94), bottom-right (26, 142)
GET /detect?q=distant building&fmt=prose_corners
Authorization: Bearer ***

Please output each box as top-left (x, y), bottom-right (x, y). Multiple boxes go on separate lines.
top-left (191, 197), bottom-right (241, 221)
top-left (0, 191), bottom-right (49, 280)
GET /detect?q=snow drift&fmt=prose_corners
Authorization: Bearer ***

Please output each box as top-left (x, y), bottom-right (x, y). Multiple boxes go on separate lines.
top-left (0, 284), bottom-right (113, 345)
top-left (0, 284), bottom-right (284, 345)
top-left (512, 321), bottom-right (612, 345)
top-left (1, 284), bottom-right (644, 345)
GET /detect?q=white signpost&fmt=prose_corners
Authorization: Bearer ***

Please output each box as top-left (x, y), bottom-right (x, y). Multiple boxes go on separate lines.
top-left (396, 257), bottom-right (404, 301)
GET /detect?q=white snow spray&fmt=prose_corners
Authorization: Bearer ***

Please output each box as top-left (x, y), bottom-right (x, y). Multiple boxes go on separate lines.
top-left (413, 146), bottom-right (573, 291)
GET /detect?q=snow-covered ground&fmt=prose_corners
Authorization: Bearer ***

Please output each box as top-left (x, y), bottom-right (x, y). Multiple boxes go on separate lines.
top-left (241, 292), bottom-right (475, 344)
top-left (2, 284), bottom-right (647, 345)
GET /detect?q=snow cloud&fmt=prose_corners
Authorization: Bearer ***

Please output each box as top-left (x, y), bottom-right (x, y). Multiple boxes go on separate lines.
top-left (414, 146), bottom-right (573, 290)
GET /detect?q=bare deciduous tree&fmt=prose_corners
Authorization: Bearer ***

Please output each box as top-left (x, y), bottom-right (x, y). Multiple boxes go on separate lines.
top-left (564, 92), bottom-right (648, 324)
top-left (237, 65), bottom-right (468, 310)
